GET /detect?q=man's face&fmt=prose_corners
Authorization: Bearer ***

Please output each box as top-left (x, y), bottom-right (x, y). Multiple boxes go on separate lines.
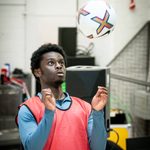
top-left (38, 51), bottom-right (66, 87)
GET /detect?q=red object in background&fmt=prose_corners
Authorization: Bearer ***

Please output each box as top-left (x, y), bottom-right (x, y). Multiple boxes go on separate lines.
top-left (0, 68), bottom-right (10, 84)
top-left (129, 0), bottom-right (136, 10)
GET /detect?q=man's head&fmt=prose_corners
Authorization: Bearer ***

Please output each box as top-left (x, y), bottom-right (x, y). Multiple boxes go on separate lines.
top-left (31, 43), bottom-right (67, 87)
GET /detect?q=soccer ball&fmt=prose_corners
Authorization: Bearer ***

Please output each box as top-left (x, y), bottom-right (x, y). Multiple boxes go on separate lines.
top-left (77, 0), bottom-right (116, 39)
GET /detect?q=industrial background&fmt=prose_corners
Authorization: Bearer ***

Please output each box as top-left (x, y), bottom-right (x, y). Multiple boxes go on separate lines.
top-left (0, 0), bottom-right (150, 150)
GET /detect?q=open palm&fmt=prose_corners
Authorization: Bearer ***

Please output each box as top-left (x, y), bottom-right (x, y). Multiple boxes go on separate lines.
top-left (91, 86), bottom-right (108, 111)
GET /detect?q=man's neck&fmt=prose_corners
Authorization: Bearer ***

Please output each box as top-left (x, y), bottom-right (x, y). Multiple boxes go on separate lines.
top-left (41, 84), bottom-right (64, 100)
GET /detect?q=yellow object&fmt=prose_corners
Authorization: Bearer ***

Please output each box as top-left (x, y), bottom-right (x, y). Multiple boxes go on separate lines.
top-left (108, 124), bottom-right (131, 150)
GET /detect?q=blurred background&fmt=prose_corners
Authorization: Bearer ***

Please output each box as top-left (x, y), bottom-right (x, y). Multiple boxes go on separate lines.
top-left (0, 0), bottom-right (150, 149)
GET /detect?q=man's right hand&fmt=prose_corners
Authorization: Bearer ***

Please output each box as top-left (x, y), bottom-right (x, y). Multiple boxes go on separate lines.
top-left (41, 88), bottom-right (56, 111)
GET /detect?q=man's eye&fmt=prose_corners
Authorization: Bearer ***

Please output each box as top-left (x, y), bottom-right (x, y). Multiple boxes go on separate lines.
top-left (48, 61), bottom-right (54, 65)
top-left (60, 61), bottom-right (65, 65)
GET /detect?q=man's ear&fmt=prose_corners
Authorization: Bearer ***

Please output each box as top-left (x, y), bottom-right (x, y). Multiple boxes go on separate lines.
top-left (34, 68), bottom-right (42, 78)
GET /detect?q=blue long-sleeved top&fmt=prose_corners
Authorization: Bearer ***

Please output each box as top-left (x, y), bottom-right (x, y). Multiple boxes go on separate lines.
top-left (18, 92), bottom-right (107, 150)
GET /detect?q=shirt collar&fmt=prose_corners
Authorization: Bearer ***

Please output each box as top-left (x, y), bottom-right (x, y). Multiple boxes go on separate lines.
top-left (37, 92), bottom-right (71, 102)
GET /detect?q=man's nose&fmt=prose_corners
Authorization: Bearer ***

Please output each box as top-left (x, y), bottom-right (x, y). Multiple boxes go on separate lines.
top-left (55, 62), bottom-right (62, 69)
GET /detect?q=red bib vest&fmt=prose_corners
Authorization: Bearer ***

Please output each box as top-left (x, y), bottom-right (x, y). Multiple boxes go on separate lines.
top-left (17, 96), bottom-right (92, 150)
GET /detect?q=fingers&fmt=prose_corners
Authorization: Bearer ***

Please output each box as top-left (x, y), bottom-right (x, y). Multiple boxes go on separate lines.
top-left (42, 88), bottom-right (53, 97)
top-left (98, 86), bottom-right (108, 91)
top-left (96, 86), bottom-right (108, 97)
top-left (42, 88), bottom-right (54, 100)
top-left (41, 88), bottom-right (56, 110)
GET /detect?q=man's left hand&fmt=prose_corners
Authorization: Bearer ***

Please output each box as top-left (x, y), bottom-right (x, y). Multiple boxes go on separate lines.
top-left (91, 86), bottom-right (108, 111)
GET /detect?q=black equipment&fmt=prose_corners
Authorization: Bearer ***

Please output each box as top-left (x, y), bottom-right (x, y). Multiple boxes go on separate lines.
top-left (66, 65), bottom-right (110, 132)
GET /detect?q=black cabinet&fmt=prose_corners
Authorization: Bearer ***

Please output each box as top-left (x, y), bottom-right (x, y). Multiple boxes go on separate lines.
top-left (66, 66), bottom-right (110, 132)
top-left (67, 56), bottom-right (95, 67)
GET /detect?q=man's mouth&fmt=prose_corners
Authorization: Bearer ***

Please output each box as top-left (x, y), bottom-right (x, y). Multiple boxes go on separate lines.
top-left (57, 72), bottom-right (64, 76)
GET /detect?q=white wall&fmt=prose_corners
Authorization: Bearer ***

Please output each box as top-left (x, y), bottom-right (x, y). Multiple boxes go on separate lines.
top-left (0, 0), bottom-right (26, 71)
top-left (111, 0), bottom-right (150, 65)
top-left (0, 0), bottom-right (77, 72)
top-left (25, 0), bottom-right (77, 72)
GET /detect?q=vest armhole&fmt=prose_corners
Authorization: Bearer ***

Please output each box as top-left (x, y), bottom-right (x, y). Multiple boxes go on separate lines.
top-left (23, 104), bottom-right (38, 124)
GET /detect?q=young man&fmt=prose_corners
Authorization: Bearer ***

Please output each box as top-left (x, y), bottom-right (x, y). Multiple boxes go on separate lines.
top-left (17, 43), bottom-right (108, 150)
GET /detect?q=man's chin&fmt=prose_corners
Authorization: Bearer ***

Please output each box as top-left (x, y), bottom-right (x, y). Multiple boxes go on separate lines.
top-left (55, 80), bottom-right (64, 86)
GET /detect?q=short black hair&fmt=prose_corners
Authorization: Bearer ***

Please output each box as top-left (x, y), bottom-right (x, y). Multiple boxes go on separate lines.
top-left (31, 43), bottom-right (67, 80)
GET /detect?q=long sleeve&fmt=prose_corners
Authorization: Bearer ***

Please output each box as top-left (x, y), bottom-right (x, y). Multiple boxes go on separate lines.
top-left (18, 105), bottom-right (54, 150)
top-left (88, 110), bottom-right (107, 150)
